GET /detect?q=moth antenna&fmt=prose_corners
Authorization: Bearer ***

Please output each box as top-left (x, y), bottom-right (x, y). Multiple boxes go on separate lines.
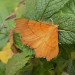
top-left (58, 30), bottom-right (70, 32)
top-left (50, 18), bottom-right (54, 24)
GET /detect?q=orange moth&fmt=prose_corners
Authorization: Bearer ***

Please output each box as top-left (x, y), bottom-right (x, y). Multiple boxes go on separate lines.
top-left (14, 18), bottom-right (59, 61)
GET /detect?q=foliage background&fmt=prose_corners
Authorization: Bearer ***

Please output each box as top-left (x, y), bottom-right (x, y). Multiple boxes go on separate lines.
top-left (0, 0), bottom-right (75, 75)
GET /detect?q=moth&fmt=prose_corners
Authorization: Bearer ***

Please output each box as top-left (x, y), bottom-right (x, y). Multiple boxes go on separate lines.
top-left (14, 18), bottom-right (58, 61)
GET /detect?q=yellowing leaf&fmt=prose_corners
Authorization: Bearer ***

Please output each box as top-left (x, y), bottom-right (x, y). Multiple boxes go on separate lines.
top-left (0, 42), bottom-right (13, 64)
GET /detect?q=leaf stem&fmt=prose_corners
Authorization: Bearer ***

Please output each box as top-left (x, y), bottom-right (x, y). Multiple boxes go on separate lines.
top-left (58, 30), bottom-right (71, 32)
top-left (5, 0), bottom-right (26, 21)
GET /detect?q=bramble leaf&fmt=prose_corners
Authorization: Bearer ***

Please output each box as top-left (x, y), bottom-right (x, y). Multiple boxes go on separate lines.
top-left (17, 0), bottom-right (69, 20)
top-left (62, 0), bottom-right (75, 15)
top-left (52, 13), bottom-right (75, 60)
top-left (13, 32), bottom-right (23, 50)
top-left (0, 0), bottom-right (19, 50)
top-left (52, 13), bottom-right (75, 44)
top-left (67, 60), bottom-right (75, 75)
top-left (6, 33), bottom-right (34, 75)
top-left (0, 62), bottom-right (5, 75)
top-left (6, 51), bottom-right (33, 75)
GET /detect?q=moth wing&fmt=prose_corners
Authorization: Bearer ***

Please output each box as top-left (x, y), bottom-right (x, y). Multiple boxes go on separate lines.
top-left (15, 18), bottom-right (58, 61)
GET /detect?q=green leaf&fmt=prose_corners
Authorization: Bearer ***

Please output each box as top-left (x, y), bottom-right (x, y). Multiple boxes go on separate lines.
top-left (0, 62), bottom-right (6, 75)
top-left (13, 32), bottom-right (24, 50)
top-left (15, 63), bottom-right (33, 75)
top-left (6, 50), bottom-right (33, 75)
top-left (0, 0), bottom-right (19, 28)
top-left (52, 13), bottom-right (75, 44)
top-left (13, 32), bottom-right (34, 54)
top-left (62, 0), bottom-right (75, 15)
top-left (18, 0), bottom-right (69, 20)
top-left (52, 13), bottom-right (75, 59)
top-left (31, 59), bottom-right (55, 75)
top-left (0, 34), bottom-right (8, 50)
top-left (59, 44), bottom-right (75, 60)
top-left (0, 0), bottom-right (19, 50)
top-left (67, 59), bottom-right (75, 75)
top-left (71, 51), bottom-right (75, 59)
top-left (6, 32), bottom-right (34, 75)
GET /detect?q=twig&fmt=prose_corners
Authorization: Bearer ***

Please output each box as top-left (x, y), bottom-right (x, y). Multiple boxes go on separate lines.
top-left (5, 0), bottom-right (26, 21)
top-left (0, 0), bottom-right (26, 36)
top-left (0, 0), bottom-right (26, 35)
top-left (17, 0), bottom-right (26, 7)
top-left (5, 12), bottom-right (16, 20)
